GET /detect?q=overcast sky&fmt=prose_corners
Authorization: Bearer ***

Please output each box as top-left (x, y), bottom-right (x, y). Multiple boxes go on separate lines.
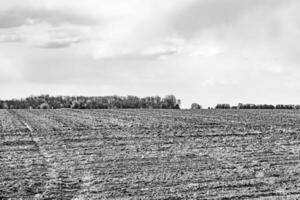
top-left (0, 0), bottom-right (300, 108)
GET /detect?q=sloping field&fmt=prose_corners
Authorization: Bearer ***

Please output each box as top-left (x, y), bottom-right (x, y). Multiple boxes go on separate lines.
top-left (1, 109), bottom-right (300, 199)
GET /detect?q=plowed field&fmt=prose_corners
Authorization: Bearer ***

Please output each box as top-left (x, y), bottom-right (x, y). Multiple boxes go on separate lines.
top-left (1, 109), bottom-right (300, 199)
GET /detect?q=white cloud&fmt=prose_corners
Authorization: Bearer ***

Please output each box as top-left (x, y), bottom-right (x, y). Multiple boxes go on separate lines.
top-left (27, 24), bottom-right (91, 48)
top-left (0, 0), bottom-right (300, 107)
top-left (0, 32), bottom-right (23, 42)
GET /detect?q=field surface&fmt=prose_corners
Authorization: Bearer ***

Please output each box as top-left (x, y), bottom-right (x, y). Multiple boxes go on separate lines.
top-left (1, 109), bottom-right (300, 200)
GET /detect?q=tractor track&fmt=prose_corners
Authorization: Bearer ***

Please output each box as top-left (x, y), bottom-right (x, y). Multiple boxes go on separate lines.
top-left (2, 109), bottom-right (300, 199)
top-left (5, 110), bottom-right (81, 200)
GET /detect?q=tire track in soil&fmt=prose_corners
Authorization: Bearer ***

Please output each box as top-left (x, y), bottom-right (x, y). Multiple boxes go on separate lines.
top-left (1, 110), bottom-right (48, 199)
top-left (4, 109), bottom-right (300, 199)
top-left (7, 110), bottom-right (81, 200)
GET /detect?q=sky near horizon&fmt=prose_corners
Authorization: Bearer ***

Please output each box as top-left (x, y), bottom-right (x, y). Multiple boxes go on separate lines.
top-left (0, 0), bottom-right (300, 108)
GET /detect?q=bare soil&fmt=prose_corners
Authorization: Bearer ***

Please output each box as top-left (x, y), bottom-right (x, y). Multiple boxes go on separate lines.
top-left (1, 109), bottom-right (300, 199)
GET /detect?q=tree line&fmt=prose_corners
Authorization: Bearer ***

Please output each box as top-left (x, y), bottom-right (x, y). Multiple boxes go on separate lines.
top-left (189, 103), bottom-right (300, 109)
top-left (0, 94), bottom-right (181, 109)
top-left (214, 103), bottom-right (300, 109)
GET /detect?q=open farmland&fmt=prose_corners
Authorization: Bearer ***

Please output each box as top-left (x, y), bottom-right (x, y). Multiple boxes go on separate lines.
top-left (1, 109), bottom-right (300, 200)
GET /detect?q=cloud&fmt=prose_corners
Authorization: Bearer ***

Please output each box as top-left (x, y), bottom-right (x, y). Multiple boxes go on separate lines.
top-left (0, 21), bottom-right (92, 49)
top-left (0, 4), bottom-right (99, 28)
top-left (169, 0), bottom-right (290, 38)
top-left (0, 0), bottom-right (98, 48)
top-left (142, 47), bottom-right (178, 60)
top-left (200, 76), bottom-right (238, 87)
top-left (30, 25), bottom-right (89, 48)
top-left (90, 37), bottom-right (181, 60)
top-left (35, 38), bottom-right (82, 49)
top-left (0, 32), bottom-right (23, 42)
top-left (1, 0), bottom-right (300, 107)
top-left (79, 0), bottom-right (300, 62)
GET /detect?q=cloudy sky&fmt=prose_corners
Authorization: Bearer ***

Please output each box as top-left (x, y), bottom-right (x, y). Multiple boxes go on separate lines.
top-left (0, 0), bottom-right (300, 108)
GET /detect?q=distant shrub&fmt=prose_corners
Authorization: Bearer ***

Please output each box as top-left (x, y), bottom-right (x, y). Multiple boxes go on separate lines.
top-left (39, 102), bottom-right (50, 109)
top-left (3, 103), bottom-right (8, 109)
top-left (215, 104), bottom-right (230, 109)
top-left (240, 104), bottom-right (257, 109)
top-left (190, 103), bottom-right (202, 110)
top-left (163, 95), bottom-right (180, 109)
top-left (237, 103), bottom-right (275, 109)
top-left (275, 104), bottom-right (295, 109)
top-left (71, 100), bottom-right (81, 109)
top-left (174, 104), bottom-right (180, 109)
top-left (257, 104), bottom-right (275, 109)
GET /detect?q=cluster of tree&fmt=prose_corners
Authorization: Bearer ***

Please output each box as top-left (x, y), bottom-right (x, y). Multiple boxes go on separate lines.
top-left (0, 94), bottom-right (181, 109)
top-left (214, 103), bottom-right (300, 109)
top-left (190, 103), bottom-right (202, 110)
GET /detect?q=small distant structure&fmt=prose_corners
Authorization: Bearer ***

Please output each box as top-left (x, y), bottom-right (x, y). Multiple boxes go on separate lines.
top-left (190, 103), bottom-right (202, 110)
